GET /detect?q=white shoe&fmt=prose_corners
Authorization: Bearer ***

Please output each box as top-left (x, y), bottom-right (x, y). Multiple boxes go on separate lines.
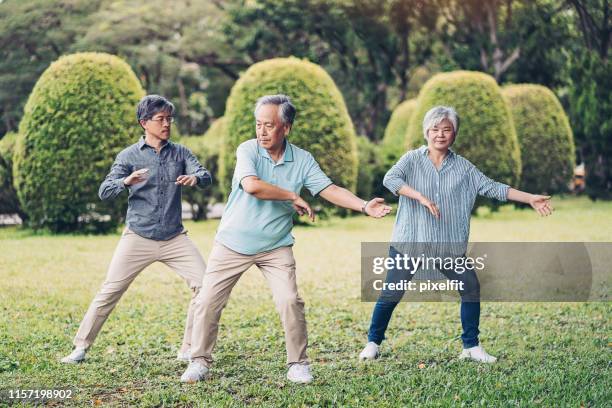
top-left (459, 345), bottom-right (497, 363)
top-left (177, 350), bottom-right (191, 362)
top-left (287, 363), bottom-right (313, 384)
top-left (180, 361), bottom-right (210, 383)
top-left (358, 342), bottom-right (380, 361)
top-left (60, 347), bottom-right (87, 364)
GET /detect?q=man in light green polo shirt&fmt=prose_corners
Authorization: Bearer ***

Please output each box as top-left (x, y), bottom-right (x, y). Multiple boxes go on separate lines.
top-left (182, 94), bottom-right (391, 384)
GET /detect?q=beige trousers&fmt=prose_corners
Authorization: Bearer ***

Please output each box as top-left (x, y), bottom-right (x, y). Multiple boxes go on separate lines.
top-left (73, 228), bottom-right (206, 350)
top-left (190, 241), bottom-right (308, 367)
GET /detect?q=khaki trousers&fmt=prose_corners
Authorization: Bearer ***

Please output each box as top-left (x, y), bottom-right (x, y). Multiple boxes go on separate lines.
top-left (190, 241), bottom-right (308, 367)
top-left (73, 228), bottom-right (206, 350)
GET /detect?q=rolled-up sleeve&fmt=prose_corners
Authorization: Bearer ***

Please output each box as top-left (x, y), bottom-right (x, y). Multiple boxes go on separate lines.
top-left (184, 147), bottom-right (212, 189)
top-left (303, 153), bottom-right (333, 196)
top-left (471, 166), bottom-right (510, 201)
top-left (98, 153), bottom-right (130, 201)
top-left (383, 152), bottom-right (413, 196)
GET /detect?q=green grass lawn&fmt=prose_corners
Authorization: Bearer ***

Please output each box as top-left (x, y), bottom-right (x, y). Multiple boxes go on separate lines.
top-left (0, 196), bottom-right (610, 406)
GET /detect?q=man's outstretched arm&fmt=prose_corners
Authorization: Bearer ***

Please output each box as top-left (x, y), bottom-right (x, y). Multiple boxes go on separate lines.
top-left (318, 184), bottom-right (392, 218)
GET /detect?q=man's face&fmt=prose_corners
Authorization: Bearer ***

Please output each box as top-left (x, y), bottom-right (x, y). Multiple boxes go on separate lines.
top-left (255, 104), bottom-right (290, 150)
top-left (426, 118), bottom-right (455, 150)
top-left (140, 110), bottom-right (173, 141)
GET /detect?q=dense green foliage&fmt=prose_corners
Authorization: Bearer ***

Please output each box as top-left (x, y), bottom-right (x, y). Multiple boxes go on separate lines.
top-left (503, 84), bottom-right (575, 194)
top-left (13, 52), bottom-right (144, 232)
top-left (221, 57), bottom-right (358, 198)
top-left (0, 132), bottom-right (23, 217)
top-left (381, 98), bottom-right (416, 174)
top-left (179, 117), bottom-right (227, 220)
top-left (568, 51), bottom-right (612, 199)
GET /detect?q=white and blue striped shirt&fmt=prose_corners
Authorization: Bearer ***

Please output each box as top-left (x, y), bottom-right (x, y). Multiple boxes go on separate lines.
top-left (384, 145), bottom-right (510, 244)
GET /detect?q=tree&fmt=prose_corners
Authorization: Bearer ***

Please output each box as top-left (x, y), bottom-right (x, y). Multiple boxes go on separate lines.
top-left (566, 0), bottom-right (611, 199)
top-left (223, 0), bottom-right (438, 140)
top-left (0, 0), bottom-right (101, 136)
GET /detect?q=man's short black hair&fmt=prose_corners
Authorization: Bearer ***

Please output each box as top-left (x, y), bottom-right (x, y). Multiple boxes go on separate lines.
top-left (136, 95), bottom-right (175, 122)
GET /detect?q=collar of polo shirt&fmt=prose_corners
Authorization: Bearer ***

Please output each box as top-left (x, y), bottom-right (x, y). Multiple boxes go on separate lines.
top-left (256, 139), bottom-right (295, 163)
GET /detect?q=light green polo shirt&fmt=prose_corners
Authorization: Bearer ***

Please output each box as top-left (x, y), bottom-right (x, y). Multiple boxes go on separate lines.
top-left (215, 139), bottom-right (333, 255)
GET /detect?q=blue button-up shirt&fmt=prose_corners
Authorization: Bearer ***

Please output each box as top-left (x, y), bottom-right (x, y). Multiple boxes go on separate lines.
top-left (98, 136), bottom-right (212, 240)
top-left (215, 139), bottom-right (333, 255)
top-left (384, 145), bottom-right (510, 244)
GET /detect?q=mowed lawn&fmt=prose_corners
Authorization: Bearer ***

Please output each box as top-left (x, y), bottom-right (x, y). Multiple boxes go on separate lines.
top-left (0, 196), bottom-right (610, 406)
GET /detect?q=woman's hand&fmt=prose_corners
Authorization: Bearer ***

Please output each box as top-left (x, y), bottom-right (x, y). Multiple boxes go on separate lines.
top-left (417, 193), bottom-right (440, 219)
top-left (529, 194), bottom-right (553, 216)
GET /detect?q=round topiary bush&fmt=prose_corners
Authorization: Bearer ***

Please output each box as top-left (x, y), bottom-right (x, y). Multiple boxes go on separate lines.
top-left (381, 98), bottom-right (417, 175)
top-left (407, 71), bottom-right (522, 194)
top-left (13, 52), bottom-right (145, 232)
top-left (0, 132), bottom-right (24, 219)
top-left (355, 136), bottom-right (387, 201)
top-left (502, 84), bottom-right (575, 194)
top-left (179, 117), bottom-right (226, 220)
top-left (220, 57), bottom-right (358, 198)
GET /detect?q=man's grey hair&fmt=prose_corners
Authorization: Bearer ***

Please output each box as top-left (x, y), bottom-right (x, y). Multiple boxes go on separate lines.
top-left (422, 106), bottom-right (460, 140)
top-left (254, 94), bottom-right (296, 126)
top-left (136, 94), bottom-right (175, 122)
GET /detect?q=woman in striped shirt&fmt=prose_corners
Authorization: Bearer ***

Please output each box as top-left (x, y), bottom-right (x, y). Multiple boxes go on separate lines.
top-left (359, 106), bottom-right (553, 363)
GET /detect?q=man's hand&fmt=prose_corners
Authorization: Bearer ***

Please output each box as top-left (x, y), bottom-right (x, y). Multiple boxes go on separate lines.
top-left (292, 194), bottom-right (315, 222)
top-left (176, 175), bottom-right (198, 187)
top-left (123, 168), bottom-right (149, 186)
top-left (364, 198), bottom-right (392, 218)
top-left (417, 193), bottom-right (440, 219)
top-left (529, 194), bottom-right (553, 216)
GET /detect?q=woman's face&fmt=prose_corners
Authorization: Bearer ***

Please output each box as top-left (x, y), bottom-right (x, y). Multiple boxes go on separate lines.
top-left (426, 118), bottom-right (455, 151)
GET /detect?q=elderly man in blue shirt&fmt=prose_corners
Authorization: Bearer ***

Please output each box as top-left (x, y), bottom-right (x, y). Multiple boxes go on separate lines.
top-left (61, 95), bottom-right (212, 364)
top-left (181, 94), bottom-right (392, 384)
top-left (358, 105), bottom-right (553, 363)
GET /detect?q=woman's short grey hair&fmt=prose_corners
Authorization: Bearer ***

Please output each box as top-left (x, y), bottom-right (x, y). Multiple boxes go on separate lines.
top-left (254, 94), bottom-right (296, 126)
top-left (422, 106), bottom-right (460, 140)
top-left (137, 95), bottom-right (175, 122)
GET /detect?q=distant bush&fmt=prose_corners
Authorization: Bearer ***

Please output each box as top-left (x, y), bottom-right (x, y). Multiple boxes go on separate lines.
top-left (503, 84), bottom-right (575, 194)
top-left (179, 117), bottom-right (226, 220)
top-left (13, 52), bottom-right (145, 232)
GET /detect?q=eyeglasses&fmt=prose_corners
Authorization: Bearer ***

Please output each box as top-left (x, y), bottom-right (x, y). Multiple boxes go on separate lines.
top-left (149, 116), bottom-right (175, 124)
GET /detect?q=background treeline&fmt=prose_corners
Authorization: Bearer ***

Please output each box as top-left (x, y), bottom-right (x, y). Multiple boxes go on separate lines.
top-left (0, 0), bottom-right (609, 231)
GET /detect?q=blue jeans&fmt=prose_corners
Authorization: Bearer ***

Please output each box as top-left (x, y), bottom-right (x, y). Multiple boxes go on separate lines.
top-left (367, 246), bottom-right (481, 348)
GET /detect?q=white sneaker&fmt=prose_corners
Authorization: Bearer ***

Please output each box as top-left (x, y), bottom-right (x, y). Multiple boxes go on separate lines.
top-left (287, 363), bottom-right (313, 384)
top-left (459, 345), bottom-right (497, 363)
top-left (176, 349), bottom-right (191, 362)
top-left (60, 347), bottom-right (87, 364)
top-left (358, 342), bottom-right (380, 361)
top-left (180, 361), bottom-right (210, 383)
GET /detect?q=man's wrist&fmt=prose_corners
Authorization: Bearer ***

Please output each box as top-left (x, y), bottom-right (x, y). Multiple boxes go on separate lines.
top-left (361, 199), bottom-right (369, 216)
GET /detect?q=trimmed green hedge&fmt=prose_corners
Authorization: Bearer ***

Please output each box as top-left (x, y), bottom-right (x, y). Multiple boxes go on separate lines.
top-left (407, 71), bottom-right (522, 203)
top-left (220, 57), bottom-right (358, 200)
top-left (13, 52), bottom-right (145, 232)
top-left (503, 84), bottom-right (575, 194)
top-left (179, 117), bottom-right (227, 220)
top-left (355, 136), bottom-right (386, 201)
top-left (0, 132), bottom-right (24, 218)
top-left (381, 98), bottom-right (417, 183)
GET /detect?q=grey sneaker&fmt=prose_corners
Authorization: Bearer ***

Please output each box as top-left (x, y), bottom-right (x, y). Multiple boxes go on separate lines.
top-left (60, 347), bottom-right (87, 364)
top-left (180, 361), bottom-right (210, 383)
top-left (287, 363), bottom-right (313, 384)
top-left (358, 342), bottom-right (380, 361)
